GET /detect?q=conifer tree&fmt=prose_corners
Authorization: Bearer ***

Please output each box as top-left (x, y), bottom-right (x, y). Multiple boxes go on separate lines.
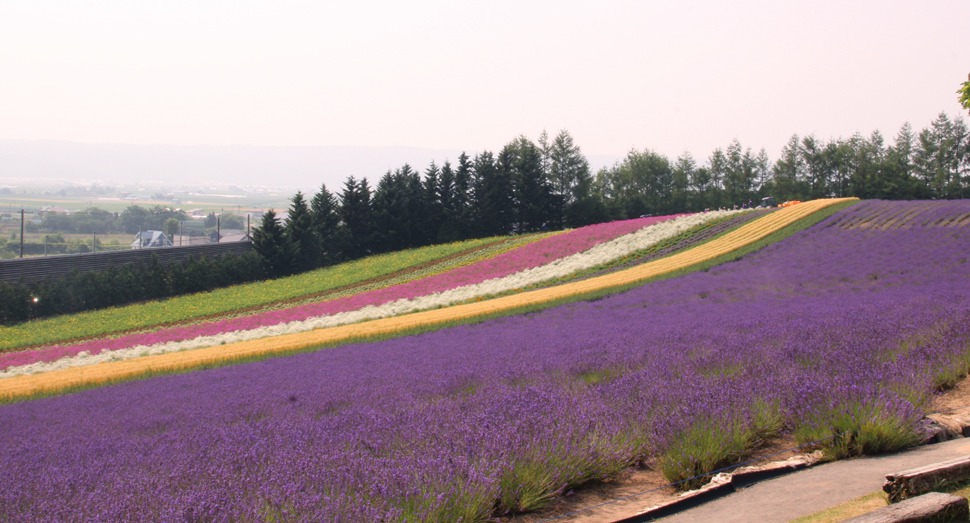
top-left (310, 183), bottom-right (341, 265)
top-left (547, 130), bottom-right (591, 228)
top-left (423, 161), bottom-right (444, 245)
top-left (337, 176), bottom-right (374, 260)
top-left (284, 191), bottom-right (319, 272)
top-left (471, 151), bottom-right (513, 236)
top-left (252, 209), bottom-right (296, 277)
top-left (371, 170), bottom-right (400, 253)
top-left (503, 136), bottom-right (550, 233)
top-left (454, 152), bottom-right (474, 239)
top-left (436, 160), bottom-right (460, 242)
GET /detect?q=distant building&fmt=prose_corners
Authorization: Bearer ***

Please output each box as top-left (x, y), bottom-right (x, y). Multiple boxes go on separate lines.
top-left (38, 206), bottom-right (71, 216)
top-left (131, 231), bottom-right (174, 249)
top-left (217, 229), bottom-right (249, 243)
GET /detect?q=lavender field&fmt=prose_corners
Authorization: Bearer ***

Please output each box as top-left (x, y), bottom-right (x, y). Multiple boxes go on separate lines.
top-left (2, 200), bottom-right (970, 522)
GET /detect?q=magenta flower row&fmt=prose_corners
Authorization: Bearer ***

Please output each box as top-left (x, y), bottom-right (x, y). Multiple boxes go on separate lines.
top-left (2, 215), bottom-right (674, 369)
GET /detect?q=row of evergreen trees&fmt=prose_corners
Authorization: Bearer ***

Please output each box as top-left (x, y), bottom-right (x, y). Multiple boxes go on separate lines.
top-left (253, 113), bottom-right (970, 277)
top-left (252, 130), bottom-right (601, 276)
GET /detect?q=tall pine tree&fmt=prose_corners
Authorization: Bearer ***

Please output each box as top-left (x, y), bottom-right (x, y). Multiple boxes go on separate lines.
top-left (454, 152), bottom-right (474, 239)
top-left (310, 183), bottom-right (341, 265)
top-left (252, 209), bottom-right (297, 277)
top-left (284, 191), bottom-right (319, 272)
top-left (502, 136), bottom-right (551, 233)
top-left (473, 150), bottom-right (514, 236)
top-left (547, 130), bottom-right (591, 229)
top-left (337, 176), bottom-right (374, 259)
top-left (423, 161), bottom-right (444, 244)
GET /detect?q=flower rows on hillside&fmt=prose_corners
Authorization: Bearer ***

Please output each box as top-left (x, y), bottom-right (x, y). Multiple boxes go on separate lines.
top-left (0, 236), bottom-right (515, 351)
top-left (832, 199), bottom-right (970, 230)
top-left (0, 200), bottom-right (848, 395)
top-left (2, 200), bottom-right (968, 522)
top-left (0, 213), bottom-right (706, 376)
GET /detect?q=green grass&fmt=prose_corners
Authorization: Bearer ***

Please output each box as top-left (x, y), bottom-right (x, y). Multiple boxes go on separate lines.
top-left (789, 491), bottom-right (890, 523)
top-left (793, 480), bottom-right (970, 523)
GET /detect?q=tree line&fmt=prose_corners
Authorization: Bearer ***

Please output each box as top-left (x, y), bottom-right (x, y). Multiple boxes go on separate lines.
top-left (253, 114), bottom-right (969, 277)
top-left (1, 113), bottom-right (967, 324)
top-left (32, 205), bottom-right (249, 236)
top-left (252, 130), bottom-right (604, 276)
top-left (595, 112), bottom-right (969, 217)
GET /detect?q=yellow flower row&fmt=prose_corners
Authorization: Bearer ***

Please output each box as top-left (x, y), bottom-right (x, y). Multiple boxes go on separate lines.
top-left (0, 236), bottom-right (518, 351)
top-left (0, 199), bottom-right (855, 401)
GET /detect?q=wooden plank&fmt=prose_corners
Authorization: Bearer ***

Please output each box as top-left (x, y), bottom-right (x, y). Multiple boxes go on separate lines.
top-left (884, 455), bottom-right (970, 503)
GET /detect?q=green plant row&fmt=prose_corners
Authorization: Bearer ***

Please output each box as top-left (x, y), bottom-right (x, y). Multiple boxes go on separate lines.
top-left (41, 231), bottom-right (555, 346)
top-left (0, 236), bottom-right (508, 351)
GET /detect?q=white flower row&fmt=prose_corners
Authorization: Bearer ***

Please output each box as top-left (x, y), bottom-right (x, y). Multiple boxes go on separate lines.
top-left (3, 211), bottom-right (739, 378)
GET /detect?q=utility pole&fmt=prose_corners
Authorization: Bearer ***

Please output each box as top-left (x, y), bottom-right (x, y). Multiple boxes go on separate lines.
top-left (246, 214), bottom-right (250, 240)
top-left (216, 216), bottom-right (220, 243)
top-left (19, 208), bottom-right (24, 258)
top-left (93, 233), bottom-right (97, 253)
top-left (179, 221), bottom-right (183, 246)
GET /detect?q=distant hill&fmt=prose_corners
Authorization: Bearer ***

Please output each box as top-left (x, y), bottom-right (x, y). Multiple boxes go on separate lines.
top-left (0, 140), bottom-right (622, 193)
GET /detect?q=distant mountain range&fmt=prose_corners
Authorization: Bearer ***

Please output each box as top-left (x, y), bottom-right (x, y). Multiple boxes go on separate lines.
top-left (0, 140), bottom-right (622, 193)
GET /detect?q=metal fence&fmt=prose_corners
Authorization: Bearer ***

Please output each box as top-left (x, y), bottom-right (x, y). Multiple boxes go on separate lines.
top-left (0, 241), bottom-right (252, 284)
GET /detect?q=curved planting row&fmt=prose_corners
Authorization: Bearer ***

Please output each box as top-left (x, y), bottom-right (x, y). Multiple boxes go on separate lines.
top-left (571, 209), bottom-right (771, 282)
top-left (5, 199), bottom-right (970, 523)
top-left (0, 235), bottom-right (520, 351)
top-left (0, 200), bottom-right (851, 400)
top-left (0, 214), bottom-right (664, 357)
top-left (835, 199), bottom-right (970, 230)
top-left (0, 212), bottom-right (726, 378)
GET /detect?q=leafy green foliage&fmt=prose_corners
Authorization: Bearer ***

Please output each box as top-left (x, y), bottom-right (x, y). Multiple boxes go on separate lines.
top-left (959, 73), bottom-right (970, 114)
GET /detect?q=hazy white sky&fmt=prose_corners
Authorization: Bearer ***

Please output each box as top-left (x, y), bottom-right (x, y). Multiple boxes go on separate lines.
top-left (1, 1), bottom-right (968, 161)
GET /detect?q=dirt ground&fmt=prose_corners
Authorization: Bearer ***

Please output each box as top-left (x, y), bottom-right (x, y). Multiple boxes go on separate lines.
top-left (499, 377), bottom-right (970, 523)
top-left (929, 377), bottom-right (970, 414)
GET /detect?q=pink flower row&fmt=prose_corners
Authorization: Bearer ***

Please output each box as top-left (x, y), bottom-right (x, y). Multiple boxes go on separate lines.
top-left (3, 215), bottom-right (673, 369)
